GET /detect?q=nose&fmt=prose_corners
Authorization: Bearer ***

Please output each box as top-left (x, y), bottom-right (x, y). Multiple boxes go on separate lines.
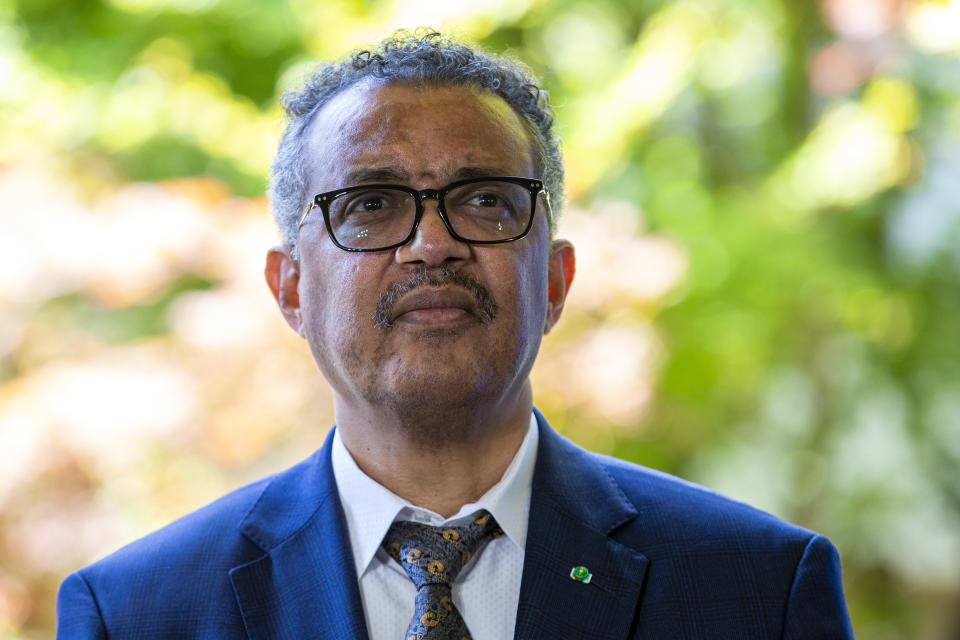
top-left (396, 198), bottom-right (471, 266)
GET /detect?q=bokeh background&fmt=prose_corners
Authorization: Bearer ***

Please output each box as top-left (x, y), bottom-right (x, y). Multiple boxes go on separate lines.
top-left (2, 0), bottom-right (959, 637)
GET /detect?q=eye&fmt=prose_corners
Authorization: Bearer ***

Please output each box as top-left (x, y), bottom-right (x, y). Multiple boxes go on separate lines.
top-left (469, 193), bottom-right (502, 208)
top-left (337, 189), bottom-right (407, 217)
top-left (359, 196), bottom-right (385, 211)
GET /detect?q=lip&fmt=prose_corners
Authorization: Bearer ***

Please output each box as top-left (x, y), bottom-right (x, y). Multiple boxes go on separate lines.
top-left (390, 287), bottom-right (479, 325)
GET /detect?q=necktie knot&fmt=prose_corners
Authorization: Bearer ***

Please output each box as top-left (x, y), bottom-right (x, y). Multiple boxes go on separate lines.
top-left (381, 510), bottom-right (503, 639)
top-left (382, 510), bottom-right (502, 588)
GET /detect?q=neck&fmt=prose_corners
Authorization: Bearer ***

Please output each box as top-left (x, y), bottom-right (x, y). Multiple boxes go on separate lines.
top-left (334, 383), bottom-right (533, 518)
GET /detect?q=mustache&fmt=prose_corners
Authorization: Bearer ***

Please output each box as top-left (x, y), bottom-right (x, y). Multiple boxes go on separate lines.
top-left (373, 265), bottom-right (498, 329)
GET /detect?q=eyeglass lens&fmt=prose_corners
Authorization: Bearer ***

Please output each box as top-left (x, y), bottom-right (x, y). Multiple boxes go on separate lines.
top-left (326, 180), bottom-right (534, 250)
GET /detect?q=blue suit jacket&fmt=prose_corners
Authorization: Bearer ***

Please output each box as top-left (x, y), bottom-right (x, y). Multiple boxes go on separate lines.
top-left (57, 411), bottom-right (854, 638)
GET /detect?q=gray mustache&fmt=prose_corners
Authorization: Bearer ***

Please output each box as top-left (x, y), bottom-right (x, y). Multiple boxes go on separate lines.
top-left (373, 265), bottom-right (498, 329)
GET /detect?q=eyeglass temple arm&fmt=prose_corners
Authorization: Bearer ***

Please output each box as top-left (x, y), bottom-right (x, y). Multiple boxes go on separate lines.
top-left (298, 202), bottom-right (315, 230)
top-left (542, 189), bottom-right (553, 225)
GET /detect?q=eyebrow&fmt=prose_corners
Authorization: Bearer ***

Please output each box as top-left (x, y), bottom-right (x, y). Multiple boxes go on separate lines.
top-left (452, 166), bottom-right (517, 180)
top-left (343, 165), bottom-right (520, 186)
top-left (345, 167), bottom-right (408, 184)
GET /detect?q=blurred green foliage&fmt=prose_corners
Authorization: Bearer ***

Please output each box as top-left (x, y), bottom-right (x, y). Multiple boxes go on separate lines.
top-left (2, 0), bottom-right (960, 638)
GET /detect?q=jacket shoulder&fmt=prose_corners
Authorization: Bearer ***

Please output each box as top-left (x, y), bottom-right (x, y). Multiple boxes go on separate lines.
top-left (592, 450), bottom-right (816, 546)
top-left (75, 437), bottom-right (335, 580)
top-left (58, 438), bottom-right (338, 638)
top-left (58, 474), bottom-right (275, 638)
top-left (593, 452), bottom-right (853, 637)
top-left (87, 473), bottom-right (272, 578)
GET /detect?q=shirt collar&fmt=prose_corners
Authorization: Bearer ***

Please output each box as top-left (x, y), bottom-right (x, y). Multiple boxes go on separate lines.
top-left (331, 413), bottom-right (539, 580)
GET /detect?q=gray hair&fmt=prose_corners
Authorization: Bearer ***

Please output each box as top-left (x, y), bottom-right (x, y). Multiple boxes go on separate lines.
top-left (268, 29), bottom-right (564, 253)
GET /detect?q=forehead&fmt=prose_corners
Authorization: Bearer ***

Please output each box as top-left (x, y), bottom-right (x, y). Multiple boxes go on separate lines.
top-left (302, 81), bottom-right (536, 190)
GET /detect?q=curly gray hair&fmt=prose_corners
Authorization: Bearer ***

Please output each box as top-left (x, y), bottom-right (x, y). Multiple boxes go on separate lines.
top-left (268, 29), bottom-right (564, 253)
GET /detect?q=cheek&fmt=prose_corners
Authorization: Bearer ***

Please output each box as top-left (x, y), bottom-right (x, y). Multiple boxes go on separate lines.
top-left (502, 254), bottom-right (550, 337)
top-left (521, 276), bottom-right (550, 335)
top-left (299, 254), bottom-right (369, 336)
top-left (521, 238), bottom-right (552, 310)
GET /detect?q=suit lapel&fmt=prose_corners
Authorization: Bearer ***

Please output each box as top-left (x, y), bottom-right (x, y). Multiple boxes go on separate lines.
top-left (514, 412), bottom-right (649, 640)
top-left (229, 430), bottom-right (370, 640)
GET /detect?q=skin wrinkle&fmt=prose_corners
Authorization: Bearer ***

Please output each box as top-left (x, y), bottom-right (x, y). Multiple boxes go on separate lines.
top-left (301, 80), bottom-right (532, 198)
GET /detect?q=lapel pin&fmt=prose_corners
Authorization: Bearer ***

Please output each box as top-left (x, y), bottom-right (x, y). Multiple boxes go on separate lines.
top-left (569, 565), bottom-right (592, 584)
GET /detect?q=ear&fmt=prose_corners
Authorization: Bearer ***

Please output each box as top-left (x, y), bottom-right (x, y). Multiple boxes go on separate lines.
top-left (544, 239), bottom-right (575, 334)
top-left (265, 245), bottom-right (305, 336)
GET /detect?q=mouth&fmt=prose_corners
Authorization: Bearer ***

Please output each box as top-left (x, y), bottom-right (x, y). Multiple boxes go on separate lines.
top-left (373, 267), bottom-right (497, 331)
top-left (373, 266), bottom-right (499, 331)
top-left (388, 287), bottom-right (481, 327)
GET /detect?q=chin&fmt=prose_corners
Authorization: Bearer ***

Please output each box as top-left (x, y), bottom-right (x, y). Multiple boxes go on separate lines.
top-left (381, 360), bottom-right (493, 406)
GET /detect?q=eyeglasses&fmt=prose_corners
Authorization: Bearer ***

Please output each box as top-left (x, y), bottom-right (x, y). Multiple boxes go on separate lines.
top-left (298, 176), bottom-right (550, 252)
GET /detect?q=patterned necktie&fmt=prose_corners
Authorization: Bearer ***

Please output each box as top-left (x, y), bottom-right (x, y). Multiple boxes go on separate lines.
top-left (382, 510), bottom-right (503, 640)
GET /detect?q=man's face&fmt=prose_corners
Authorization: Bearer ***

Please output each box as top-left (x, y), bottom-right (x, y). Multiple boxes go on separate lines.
top-left (270, 81), bottom-right (569, 418)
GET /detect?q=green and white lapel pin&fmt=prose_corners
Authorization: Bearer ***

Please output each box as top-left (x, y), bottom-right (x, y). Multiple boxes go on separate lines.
top-left (569, 565), bottom-right (592, 584)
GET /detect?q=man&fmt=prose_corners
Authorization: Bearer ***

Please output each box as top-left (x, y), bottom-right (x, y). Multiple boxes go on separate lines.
top-left (57, 31), bottom-right (854, 639)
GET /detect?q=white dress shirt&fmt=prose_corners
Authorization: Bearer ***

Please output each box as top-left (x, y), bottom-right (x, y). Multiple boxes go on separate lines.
top-left (331, 414), bottom-right (538, 640)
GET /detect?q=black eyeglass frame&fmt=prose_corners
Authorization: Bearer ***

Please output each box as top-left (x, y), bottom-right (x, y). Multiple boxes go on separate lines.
top-left (298, 176), bottom-right (551, 253)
